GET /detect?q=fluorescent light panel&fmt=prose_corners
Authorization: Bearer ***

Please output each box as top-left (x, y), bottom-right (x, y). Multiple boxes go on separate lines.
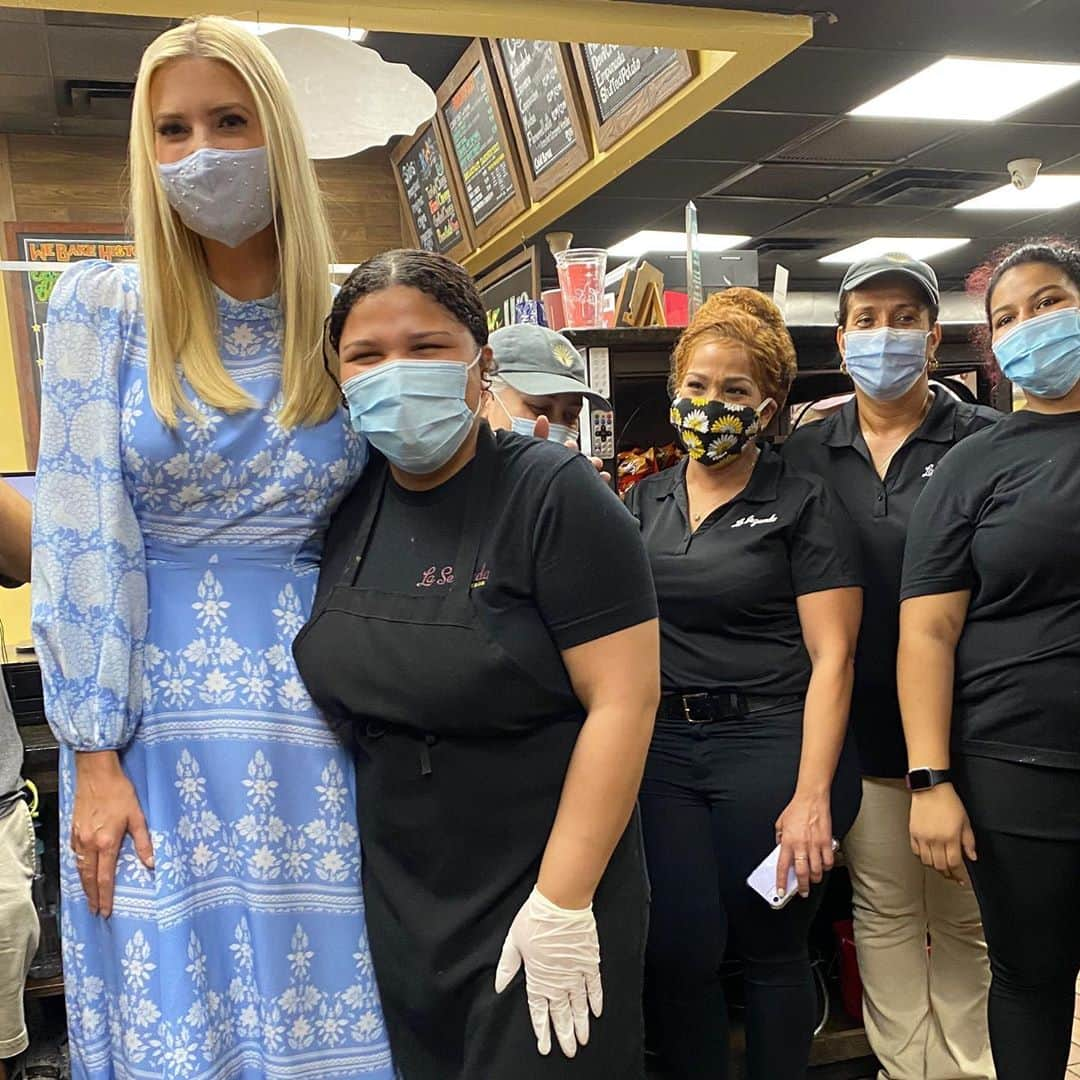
top-left (609, 230), bottom-right (751, 257)
top-left (850, 56), bottom-right (1080, 122)
top-left (236, 20), bottom-right (367, 41)
top-left (820, 237), bottom-right (971, 264)
top-left (956, 174), bottom-right (1080, 210)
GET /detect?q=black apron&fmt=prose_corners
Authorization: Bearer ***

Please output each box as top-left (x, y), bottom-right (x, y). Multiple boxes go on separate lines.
top-left (294, 428), bottom-right (647, 1080)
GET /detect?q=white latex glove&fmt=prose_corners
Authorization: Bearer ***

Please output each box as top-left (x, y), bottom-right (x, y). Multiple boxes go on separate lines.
top-left (494, 886), bottom-right (603, 1058)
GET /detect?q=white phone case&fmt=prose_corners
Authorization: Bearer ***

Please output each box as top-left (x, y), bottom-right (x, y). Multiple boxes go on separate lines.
top-left (746, 844), bottom-right (799, 910)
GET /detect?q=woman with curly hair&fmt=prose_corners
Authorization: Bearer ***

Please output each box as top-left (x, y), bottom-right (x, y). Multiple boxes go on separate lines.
top-left (900, 238), bottom-right (1080, 1079)
top-left (624, 288), bottom-right (863, 1078)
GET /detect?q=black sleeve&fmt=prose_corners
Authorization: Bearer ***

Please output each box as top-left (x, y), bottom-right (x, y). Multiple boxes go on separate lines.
top-left (789, 478), bottom-right (862, 597)
top-left (533, 457), bottom-right (657, 651)
top-left (900, 446), bottom-right (978, 600)
top-left (621, 477), bottom-right (643, 522)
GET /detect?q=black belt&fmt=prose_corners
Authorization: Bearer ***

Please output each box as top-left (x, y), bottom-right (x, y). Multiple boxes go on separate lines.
top-left (657, 690), bottom-right (801, 724)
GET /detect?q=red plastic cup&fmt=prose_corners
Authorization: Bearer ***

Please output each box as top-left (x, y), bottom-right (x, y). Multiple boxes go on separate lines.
top-left (555, 248), bottom-right (608, 329)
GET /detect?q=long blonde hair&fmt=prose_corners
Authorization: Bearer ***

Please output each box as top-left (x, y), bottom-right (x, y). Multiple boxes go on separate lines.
top-left (129, 16), bottom-right (338, 428)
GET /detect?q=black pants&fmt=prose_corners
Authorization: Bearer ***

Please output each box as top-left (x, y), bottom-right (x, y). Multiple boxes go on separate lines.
top-left (639, 707), bottom-right (860, 1080)
top-left (954, 753), bottom-right (1080, 1080)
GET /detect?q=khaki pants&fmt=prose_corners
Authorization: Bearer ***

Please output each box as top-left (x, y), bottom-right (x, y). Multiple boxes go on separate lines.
top-left (0, 799), bottom-right (39, 1060)
top-left (844, 778), bottom-right (994, 1080)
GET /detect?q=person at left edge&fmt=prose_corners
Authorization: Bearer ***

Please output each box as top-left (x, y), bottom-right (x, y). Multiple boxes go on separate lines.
top-left (625, 288), bottom-right (862, 1079)
top-left (483, 323), bottom-right (611, 446)
top-left (293, 249), bottom-right (660, 1079)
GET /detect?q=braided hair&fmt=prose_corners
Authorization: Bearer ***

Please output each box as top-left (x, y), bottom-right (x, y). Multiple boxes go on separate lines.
top-left (966, 238), bottom-right (1080, 364)
top-left (328, 249), bottom-right (489, 356)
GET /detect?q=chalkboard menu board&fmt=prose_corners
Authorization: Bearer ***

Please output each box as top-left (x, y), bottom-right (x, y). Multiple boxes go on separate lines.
top-left (391, 122), bottom-right (472, 262)
top-left (476, 247), bottom-right (540, 334)
top-left (491, 38), bottom-right (591, 203)
top-left (572, 44), bottom-right (694, 152)
top-left (436, 39), bottom-right (528, 247)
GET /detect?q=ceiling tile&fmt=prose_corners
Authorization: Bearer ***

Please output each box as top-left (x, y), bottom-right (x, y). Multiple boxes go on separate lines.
top-left (0, 21), bottom-right (48, 77)
top-left (46, 26), bottom-right (158, 81)
top-left (599, 158), bottom-right (744, 200)
top-left (713, 164), bottom-right (869, 200)
top-left (724, 47), bottom-right (943, 116)
top-left (773, 117), bottom-right (959, 165)
top-left (0, 75), bottom-right (56, 119)
top-left (651, 110), bottom-right (826, 162)
top-left (908, 122), bottom-right (1080, 173)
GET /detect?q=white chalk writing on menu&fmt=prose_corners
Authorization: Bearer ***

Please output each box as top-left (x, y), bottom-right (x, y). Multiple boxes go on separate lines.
top-left (444, 65), bottom-right (515, 227)
top-left (499, 39), bottom-right (577, 179)
top-left (583, 43), bottom-right (680, 124)
top-left (399, 127), bottom-right (464, 255)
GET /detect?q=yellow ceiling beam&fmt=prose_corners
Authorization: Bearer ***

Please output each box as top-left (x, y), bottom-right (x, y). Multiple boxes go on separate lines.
top-left (6, 0), bottom-right (811, 53)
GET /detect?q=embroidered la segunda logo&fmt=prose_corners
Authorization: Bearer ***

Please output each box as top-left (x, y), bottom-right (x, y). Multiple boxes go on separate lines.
top-left (732, 513), bottom-right (778, 529)
top-left (921, 463), bottom-right (936, 479)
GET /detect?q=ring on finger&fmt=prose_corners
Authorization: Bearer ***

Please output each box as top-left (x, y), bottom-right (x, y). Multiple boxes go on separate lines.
top-left (794, 855), bottom-right (808, 862)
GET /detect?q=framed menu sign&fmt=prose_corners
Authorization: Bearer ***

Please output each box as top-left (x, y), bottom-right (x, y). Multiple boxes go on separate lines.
top-left (437, 39), bottom-right (528, 247)
top-left (476, 246), bottom-right (540, 333)
top-left (571, 44), bottom-right (694, 151)
top-left (490, 39), bottom-right (591, 203)
top-left (390, 121), bottom-right (473, 263)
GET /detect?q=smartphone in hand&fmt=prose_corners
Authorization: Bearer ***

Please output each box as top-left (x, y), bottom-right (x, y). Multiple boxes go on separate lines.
top-left (746, 844), bottom-right (799, 910)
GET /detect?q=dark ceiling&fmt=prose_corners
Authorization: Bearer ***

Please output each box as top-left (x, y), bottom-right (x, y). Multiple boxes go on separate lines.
top-left (1, 1), bottom-right (1078, 292)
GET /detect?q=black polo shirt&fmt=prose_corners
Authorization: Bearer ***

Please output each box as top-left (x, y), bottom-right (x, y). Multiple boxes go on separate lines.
top-left (901, 408), bottom-right (1080, 771)
top-left (782, 389), bottom-right (998, 777)
top-left (624, 446), bottom-right (861, 699)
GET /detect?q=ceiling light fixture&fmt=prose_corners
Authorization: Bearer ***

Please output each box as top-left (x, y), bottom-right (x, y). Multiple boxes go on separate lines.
top-left (236, 20), bottom-right (367, 42)
top-left (609, 230), bottom-right (751, 258)
top-left (820, 237), bottom-right (971, 264)
top-left (850, 57), bottom-right (1080, 122)
top-left (956, 174), bottom-right (1080, 210)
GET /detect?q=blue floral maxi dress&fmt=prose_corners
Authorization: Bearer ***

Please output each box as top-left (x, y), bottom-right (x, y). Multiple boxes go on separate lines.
top-left (31, 261), bottom-right (393, 1080)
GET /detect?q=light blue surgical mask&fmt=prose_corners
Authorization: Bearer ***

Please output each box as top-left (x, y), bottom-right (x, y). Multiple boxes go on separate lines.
top-left (842, 327), bottom-right (930, 402)
top-left (158, 146), bottom-right (274, 248)
top-left (496, 393), bottom-right (578, 446)
top-left (342, 353), bottom-right (481, 474)
top-left (992, 306), bottom-right (1080, 399)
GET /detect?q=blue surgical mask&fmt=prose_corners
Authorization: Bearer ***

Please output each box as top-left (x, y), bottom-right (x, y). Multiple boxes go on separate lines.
top-left (843, 327), bottom-right (930, 402)
top-left (496, 393), bottom-right (578, 446)
top-left (342, 353), bottom-right (481, 474)
top-left (158, 146), bottom-right (274, 248)
top-left (992, 307), bottom-right (1080, 399)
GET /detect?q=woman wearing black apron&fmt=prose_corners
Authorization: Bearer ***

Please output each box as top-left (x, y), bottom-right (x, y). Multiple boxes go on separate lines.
top-left (293, 250), bottom-right (660, 1079)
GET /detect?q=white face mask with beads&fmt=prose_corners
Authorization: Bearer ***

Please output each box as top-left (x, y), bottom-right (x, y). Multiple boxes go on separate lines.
top-left (158, 145), bottom-right (274, 248)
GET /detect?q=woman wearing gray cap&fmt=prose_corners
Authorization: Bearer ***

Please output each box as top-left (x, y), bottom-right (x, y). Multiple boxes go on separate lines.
top-left (782, 254), bottom-right (998, 1080)
top-left (484, 324), bottom-right (611, 445)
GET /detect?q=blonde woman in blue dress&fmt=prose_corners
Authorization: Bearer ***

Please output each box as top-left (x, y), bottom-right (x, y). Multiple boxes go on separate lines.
top-left (31, 18), bottom-right (393, 1079)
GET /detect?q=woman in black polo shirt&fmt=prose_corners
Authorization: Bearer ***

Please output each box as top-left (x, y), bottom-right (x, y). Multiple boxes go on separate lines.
top-left (293, 250), bottom-right (660, 1078)
top-left (900, 239), bottom-right (1080, 1080)
top-left (626, 288), bottom-right (862, 1079)
top-left (782, 255), bottom-right (997, 1080)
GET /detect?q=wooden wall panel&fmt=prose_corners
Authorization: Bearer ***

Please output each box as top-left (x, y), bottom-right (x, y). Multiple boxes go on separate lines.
top-left (2, 134), bottom-right (405, 260)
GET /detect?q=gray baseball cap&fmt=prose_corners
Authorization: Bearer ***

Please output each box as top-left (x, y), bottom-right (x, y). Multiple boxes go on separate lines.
top-left (490, 324), bottom-right (611, 410)
top-left (839, 253), bottom-right (941, 308)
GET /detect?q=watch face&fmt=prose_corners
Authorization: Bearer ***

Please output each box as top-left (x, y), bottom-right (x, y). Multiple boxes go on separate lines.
top-left (908, 768), bottom-right (933, 791)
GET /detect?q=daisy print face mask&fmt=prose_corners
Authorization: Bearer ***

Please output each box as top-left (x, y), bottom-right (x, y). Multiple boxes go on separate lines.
top-left (670, 395), bottom-right (772, 468)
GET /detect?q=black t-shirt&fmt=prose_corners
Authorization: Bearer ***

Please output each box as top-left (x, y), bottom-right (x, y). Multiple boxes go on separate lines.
top-left (625, 447), bottom-right (861, 698)
top-left (782, 390), bottom-right (998, 776)
top-left (901, 408), bottom-right (1080, 770)
top-left (318, 430), bottom-right (658, 667)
